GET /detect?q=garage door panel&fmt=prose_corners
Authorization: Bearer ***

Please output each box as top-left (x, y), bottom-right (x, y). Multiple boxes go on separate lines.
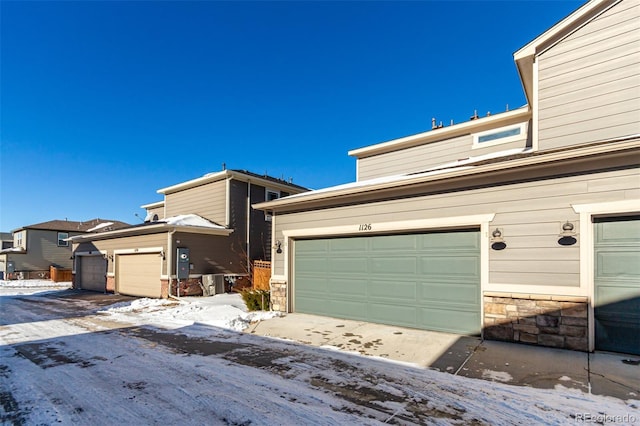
top-left (296, 258), bottom-right (328, 273)
top-left (596, 251), bottom-right (640, 277)
top-left (371, 257), bottom-right (417, 274)
top-left (369, 280), bottom-right (416, 301)
top-left (294, 230), bottom-right (481, 335)
top-left (420, 256), bottom-right (480, 277)
top-left (329, 257), bottom-right (368, 273)
top-left (327, 278), bottom-right (367, 296)
top-left (328, 299), bottom-right (368, 319)
top-left (418, 282), bottom-right (478, 304)
top-left (419, 307), bottom-right (480, 334)
top-left (419, 232), bottom-right (479, 250)
top-left (371, 235), bottom-right (417, 251)
top-left (369, 303), bottom-right (417, 327)
top-left (330, 238), bottom-right (367, 251)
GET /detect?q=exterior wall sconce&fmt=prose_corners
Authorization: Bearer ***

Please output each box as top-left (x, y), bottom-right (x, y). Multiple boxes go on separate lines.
top-left (104, 254), bottom-right (114, 261)
top-left (159, 250), bottom-right (165, 260)
top-left (558, 221), bottom-right (577, 246)
top-left (274, 240), bottom-right (283, 254)
top-left (491, 228), bottom-right (506, 250)
top-left (69, 255), bottom-right (75, 260)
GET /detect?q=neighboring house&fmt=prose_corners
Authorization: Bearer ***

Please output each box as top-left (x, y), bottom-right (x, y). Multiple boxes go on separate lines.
top-left (0, 219), bottom-right (129, 280)
top-left (70, 169), bottom-right (309, 298)
top-left (1, 232), bottom-right (13, 250)
top-left (255, 0), bottom-right (640, 355)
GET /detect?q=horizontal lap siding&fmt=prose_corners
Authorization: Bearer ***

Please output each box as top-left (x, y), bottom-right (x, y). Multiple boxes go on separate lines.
top-left (172, 232), bottom-right (242, 275)
top-left (274, 168), bottom-right (639, 288)
top-left (165, 180), bottom-right (227, 225)
top-left (23, 230), bottom-right (77, 270)
top-left (538, 1), bottom-right (640, 150)
top-left (357, 132), bottom-right (528, 181)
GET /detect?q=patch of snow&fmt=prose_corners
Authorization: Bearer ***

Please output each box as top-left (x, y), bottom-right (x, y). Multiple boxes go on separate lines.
top-left (559, 376), bottom-right (573, 381)
top-left (482, 369), bottom-right (513, 382)
top-left (86, 221), bottom-right (114, 232)
top-left (162, 214), bottom-right (226, 229)
top-left (100, 293), bottom-right (281, 333)
top-left (0, 280), bottom-right (72, 297)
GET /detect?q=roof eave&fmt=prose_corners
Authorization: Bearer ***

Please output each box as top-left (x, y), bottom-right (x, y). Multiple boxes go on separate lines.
top-left (69, 224), bottom-right (233, 243)
top-left (255, 137), bottom-right (640, 211)
top-left (140, 201), bottom-right (165, 209)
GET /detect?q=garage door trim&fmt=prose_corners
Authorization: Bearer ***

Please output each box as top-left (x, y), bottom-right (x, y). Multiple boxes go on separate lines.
top-left (280, 215), bottom-right (494, 331)
top-left (572, 198), bottom-right (640, 352)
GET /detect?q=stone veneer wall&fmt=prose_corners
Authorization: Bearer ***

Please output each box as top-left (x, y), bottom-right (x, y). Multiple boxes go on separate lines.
top-left (483, 292), bottom-right (588, 351)
top-left (270, 280), bottom-right (287, 312)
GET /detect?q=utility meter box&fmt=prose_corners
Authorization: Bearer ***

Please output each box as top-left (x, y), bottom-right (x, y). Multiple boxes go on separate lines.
top-left (176, 248), bottom-right (190, 280)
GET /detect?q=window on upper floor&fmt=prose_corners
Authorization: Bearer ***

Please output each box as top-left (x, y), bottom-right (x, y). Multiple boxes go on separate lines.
top-left (473, 123), bottom-right (527, 149)
top-left (57, 232), bottom-right (69, 247)
top-left (265, 189), bottom-right (280, 221)
top-left (13, 231), bottom-right (24, 249)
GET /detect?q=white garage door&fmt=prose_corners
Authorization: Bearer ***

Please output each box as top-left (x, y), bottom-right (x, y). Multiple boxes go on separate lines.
top-left (77, 255), bottom-right (107, 292)
top-left (117, 253), bottom-right (162, 298)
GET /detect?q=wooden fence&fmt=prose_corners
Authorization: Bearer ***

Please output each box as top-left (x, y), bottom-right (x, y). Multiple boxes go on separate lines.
top-left (253, 260), bottom-right (271, 290)
top-left (50, 265), bottom-right (72, 283)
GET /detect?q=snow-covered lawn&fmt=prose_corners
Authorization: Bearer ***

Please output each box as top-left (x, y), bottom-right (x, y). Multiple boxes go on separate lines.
top-left (1, 280), bottom-right (638, 425)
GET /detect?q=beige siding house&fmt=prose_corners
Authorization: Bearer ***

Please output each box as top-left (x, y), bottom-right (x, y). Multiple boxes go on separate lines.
top-left (255, 0), bottom-right (640, 354)
top-left (70, 169), bottom-right (308, 298)
top-left (0, 219), bottom-right (128, 280)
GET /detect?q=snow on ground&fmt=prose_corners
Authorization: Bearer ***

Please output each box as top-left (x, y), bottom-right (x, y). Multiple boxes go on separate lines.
top-left (0, 279), bottom-right (71, 294)
top-left (100, 292), bottom-right (282, 332)
top-left (1, 280), bottom-right (639, 425)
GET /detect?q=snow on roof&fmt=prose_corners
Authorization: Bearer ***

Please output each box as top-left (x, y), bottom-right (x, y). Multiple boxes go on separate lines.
top-left (86, 222), bottom-right (114, 232)
top-left (281, 147), bottom-right (530, 201)
top-left (161, 214), bottom-right (226, 229)
top-left (0, 247), bottom-right (26, 254)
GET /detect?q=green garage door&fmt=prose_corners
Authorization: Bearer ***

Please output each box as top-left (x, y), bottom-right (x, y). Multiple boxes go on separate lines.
top-left (594, 216), bottom-right (640, 355)
top-left (294, 230), bottom-right (481, 335)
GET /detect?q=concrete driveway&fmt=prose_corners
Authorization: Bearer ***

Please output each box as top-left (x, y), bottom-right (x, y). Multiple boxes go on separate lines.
top-left (247, 312), bottom-right (640, 401)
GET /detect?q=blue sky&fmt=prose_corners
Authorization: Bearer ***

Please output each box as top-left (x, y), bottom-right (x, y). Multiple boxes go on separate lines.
top-left (0, 0), bottom-right (583, 232)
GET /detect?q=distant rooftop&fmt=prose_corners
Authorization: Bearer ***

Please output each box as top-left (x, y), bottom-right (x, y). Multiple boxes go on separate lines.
top-left (14, 219), bottom-right (130, 233)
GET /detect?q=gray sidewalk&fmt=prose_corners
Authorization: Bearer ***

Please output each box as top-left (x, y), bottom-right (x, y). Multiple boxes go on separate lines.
top-left (247, 313), bottom-right (640, 401)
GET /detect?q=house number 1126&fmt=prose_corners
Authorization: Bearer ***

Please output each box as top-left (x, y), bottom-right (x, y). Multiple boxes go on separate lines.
top-left (358, 224), bottom-right (372, 231)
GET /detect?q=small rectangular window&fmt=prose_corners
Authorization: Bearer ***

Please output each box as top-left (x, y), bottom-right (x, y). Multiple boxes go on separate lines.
top-left (265, 189), bottom-right (280, 221)
top-left (473, 123), bottom-right (526, 149)
top-left (57, 232), bottom-right (69, 247)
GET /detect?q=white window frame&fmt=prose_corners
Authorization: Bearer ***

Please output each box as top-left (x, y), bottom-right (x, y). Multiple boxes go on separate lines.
top-left (265, 189), bottom-right (280, 221)
top-left (472, 123), bottom-right (527, 149)
top-left (57, 232), bottom-right (69, 247)
top-left (14, 231), bottom-right (25, 249)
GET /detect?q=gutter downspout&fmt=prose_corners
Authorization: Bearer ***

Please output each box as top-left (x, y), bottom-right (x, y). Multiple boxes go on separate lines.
top-left (167, 229), bottom-right (176, 298)
top-left (246, 180), bottom-right (251, 275)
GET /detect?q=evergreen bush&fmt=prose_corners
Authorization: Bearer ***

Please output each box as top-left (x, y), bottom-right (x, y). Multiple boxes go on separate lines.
top-left (241, 289), bottom-right (270, 311)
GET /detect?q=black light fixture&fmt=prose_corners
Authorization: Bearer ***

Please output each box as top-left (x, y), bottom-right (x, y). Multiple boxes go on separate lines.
top-left (558, 221), bottom-right (577, 246)
top-left (275, 240), bottom-right (283, 254)
top-left (491, 228), bottom-right (506, 250)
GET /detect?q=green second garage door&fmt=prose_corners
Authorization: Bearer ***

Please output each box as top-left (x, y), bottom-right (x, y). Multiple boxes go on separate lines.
top-left (294, 229), bottom-right (481, 335)
top-left (594, 216), bottom-right (640, 355)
